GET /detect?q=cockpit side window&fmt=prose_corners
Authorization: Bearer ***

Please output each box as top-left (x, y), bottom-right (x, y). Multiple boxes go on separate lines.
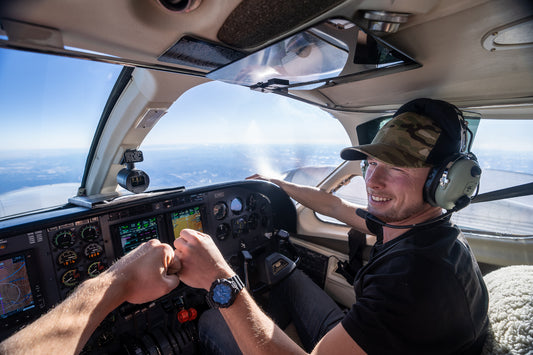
top-left (319, 118), bottom-right (533, 237)
top-left (453, 119), bottom-right (533, 236)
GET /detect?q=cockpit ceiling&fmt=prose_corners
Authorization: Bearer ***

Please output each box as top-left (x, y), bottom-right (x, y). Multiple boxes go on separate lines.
top-left (311, 1), bottom-right (533, 108)
top-left (1, 0), bottom-right (532, 108)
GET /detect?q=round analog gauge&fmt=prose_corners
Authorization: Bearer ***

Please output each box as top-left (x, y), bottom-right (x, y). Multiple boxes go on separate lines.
top-left (213, 202), bottom-right (228, 220)
top-left (80, 224), bottom-right (99, 241)
top-left (215, 223), bottom-right (231, 241)
top-left (53, 230), bottom-right (76, 249)
top-left (84, 243), bottom-right (104, 259)
top-left (87, 261), bottom-right (106, 278)
top-left (57, 250), bottom-right (78, 267)
top-left (61, 269), bottom-right (82, 287)
top-left (230, 198), bottom-right (243, 214)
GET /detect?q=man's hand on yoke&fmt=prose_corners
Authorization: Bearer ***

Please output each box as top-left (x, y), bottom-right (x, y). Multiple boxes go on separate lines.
top-left (174, 229), bottom-right (234, 291)
top-left (107, 239), bottom-right (181, 304)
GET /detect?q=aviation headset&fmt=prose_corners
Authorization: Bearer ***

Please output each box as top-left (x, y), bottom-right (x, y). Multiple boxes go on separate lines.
top-left (360, 99), bottom-right (481, 212)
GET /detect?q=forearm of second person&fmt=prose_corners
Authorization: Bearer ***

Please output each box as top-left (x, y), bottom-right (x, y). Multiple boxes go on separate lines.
top-left (255, 176), bottom-right (370, 234)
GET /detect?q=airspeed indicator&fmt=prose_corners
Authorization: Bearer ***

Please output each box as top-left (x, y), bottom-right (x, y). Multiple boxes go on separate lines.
top-left (213, 202), bottom-right (228, 220)
top-left (80, 224), bottom-right (100, 241)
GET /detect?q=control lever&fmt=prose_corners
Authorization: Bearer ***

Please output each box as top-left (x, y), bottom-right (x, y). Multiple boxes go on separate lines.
top-left (241, 250), bottom-right (253, 290)
top-left (275, 229), bottom-right (300, 265)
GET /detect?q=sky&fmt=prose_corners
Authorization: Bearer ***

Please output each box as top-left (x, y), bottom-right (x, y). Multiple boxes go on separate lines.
top-left (0, 48), bottom-right (120, 150)
top-left (143, 81), bottom-right (348, 146)
top-left (0, 47), bottom-right (532, 153)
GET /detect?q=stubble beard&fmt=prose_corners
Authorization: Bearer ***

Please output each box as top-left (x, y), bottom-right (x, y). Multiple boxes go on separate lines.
top-left (368, 202), bottom-right (432, 224)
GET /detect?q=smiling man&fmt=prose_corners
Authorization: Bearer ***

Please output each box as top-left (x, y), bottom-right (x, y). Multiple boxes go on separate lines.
top-left (341, 103), bottom-right (470, 243)
top-left (361, 157), bottom-right (440, 242)
top-left (234, 98), bottom-right (489, 354)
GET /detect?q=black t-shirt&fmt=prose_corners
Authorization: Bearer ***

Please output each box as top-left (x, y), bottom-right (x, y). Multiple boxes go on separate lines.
top-left (341, 220), bottom-right (489, 354)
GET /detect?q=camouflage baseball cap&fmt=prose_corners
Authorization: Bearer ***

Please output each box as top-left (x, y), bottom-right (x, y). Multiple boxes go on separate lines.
top-left (341, 98), bottom-right (463, 168)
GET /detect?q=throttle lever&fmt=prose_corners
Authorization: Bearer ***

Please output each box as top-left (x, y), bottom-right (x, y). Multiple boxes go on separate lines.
top-left (241, 250), bottom-right (253, 290)
top-left (274, 229), bottom-right (300, 265)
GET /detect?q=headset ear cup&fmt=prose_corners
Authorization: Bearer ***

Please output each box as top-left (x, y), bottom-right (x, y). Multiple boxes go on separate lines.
top-left (424, 164), bottom-right (445, 207)
top-left (426, 155), bottom-right (481, 210)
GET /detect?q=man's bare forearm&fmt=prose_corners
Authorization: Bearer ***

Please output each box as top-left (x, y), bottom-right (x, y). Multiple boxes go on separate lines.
top-left (0, 273), bottom-right (121, 355)
top-left (268, 178), bottom-right (370, 234)
top-left (271, 178), bottom-right (340, 214)
top-left (0, 240), bottom-right (180, 355)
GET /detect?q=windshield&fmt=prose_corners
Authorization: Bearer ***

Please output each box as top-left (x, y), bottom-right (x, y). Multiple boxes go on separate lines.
top-left (0, 48), bottom-right (349, 218)
top-left (141, 81), bottom-right (349, 188)
top-left (0, 48), bottom-right (121, 218)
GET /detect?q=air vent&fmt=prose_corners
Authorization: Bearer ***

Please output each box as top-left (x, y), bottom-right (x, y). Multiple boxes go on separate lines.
top-left (157, 0), bottom-right (202, 13)
top-left (363, 11), bottom-right (410, 35)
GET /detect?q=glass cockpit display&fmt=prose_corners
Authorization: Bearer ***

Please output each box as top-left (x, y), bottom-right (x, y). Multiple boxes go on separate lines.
top-left (117, 217), bottom-right (159, 254)
top-left (0, 253), bottom-right (36, 320)
top-left (171, 206), bottom-right (203, 239)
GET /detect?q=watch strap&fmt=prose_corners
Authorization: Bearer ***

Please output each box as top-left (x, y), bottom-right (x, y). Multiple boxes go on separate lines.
top-left (229, 274), bottom-right (245, 292)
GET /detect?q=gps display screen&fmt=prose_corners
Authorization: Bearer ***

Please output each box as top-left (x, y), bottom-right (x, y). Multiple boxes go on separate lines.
top-left (117, 217), bottom-right (159, 254)
top-left (171, 206), bottom-right (203, 239)
top-left (0, 253), bottom-right (36, 320)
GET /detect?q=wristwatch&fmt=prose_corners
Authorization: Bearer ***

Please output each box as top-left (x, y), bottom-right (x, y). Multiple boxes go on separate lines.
top-left (206, 275), bottom-right (245, 309)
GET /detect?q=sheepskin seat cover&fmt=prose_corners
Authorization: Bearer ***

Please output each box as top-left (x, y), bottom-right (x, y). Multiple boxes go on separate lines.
top-left (482, 265), bottom-right (533, 354)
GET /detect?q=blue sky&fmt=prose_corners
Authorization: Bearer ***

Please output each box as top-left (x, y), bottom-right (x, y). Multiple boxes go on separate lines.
top-left (0, 48), bottom-right (120, 150)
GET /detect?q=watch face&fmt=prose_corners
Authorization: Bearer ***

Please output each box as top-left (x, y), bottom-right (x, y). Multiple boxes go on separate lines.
top-left (212, 282), bottom-right (232, 305)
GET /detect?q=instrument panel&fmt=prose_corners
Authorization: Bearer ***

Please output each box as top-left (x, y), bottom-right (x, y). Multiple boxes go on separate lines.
top-left (0, 180), bottom-right (296, 353)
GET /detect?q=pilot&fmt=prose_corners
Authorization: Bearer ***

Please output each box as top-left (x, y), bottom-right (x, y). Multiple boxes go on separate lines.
top-left (0, 239), bottom-right (181, 354)
top-left (180, 98), bottom-right (489, 354)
